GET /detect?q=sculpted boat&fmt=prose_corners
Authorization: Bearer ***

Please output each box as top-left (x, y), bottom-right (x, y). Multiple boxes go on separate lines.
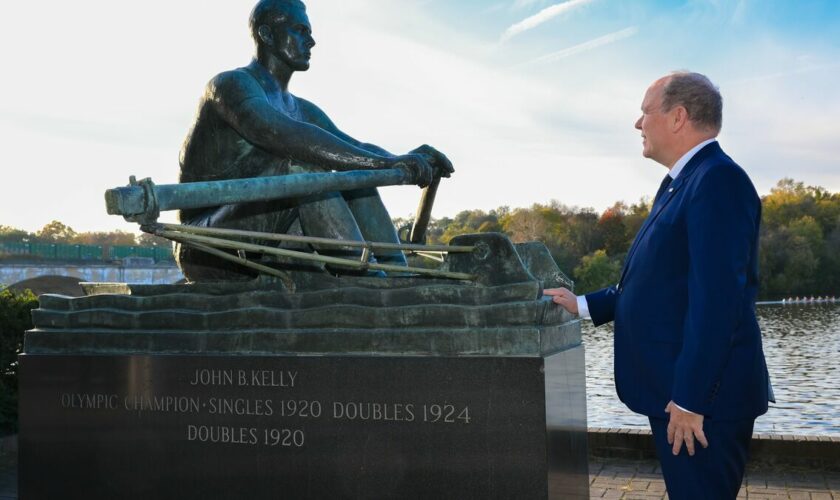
top-left (27, 170), bottom-right (579, 358)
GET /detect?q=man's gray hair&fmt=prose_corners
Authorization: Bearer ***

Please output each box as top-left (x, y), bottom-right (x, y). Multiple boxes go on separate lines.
top-left (249, 0), bottom-right (306, 42)
top-left (661, 71), bottom-right (722, 133)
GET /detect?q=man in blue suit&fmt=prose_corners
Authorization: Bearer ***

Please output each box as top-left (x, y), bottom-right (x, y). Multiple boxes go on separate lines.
top-left (545, 72), bottom-right (773, 499)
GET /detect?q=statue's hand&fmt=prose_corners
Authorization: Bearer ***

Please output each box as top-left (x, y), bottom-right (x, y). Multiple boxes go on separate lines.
top-left (409, 144), bottom-right (454, 179)
top-left (391, 154), bottom-right (434, 188)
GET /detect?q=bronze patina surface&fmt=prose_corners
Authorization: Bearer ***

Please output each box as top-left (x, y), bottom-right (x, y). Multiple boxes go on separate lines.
top-left (27, 234), bottom-right (579, 356)
top-left (174, 0), bottom-right (453, 280)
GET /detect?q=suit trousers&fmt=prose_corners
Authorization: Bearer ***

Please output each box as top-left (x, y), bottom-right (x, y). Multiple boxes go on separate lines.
top-left (648, 417), bottom-right (754, 499)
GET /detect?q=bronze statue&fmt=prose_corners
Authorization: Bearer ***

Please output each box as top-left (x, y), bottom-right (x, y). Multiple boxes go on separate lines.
top-left (177, 0), bottom-right (453, 280)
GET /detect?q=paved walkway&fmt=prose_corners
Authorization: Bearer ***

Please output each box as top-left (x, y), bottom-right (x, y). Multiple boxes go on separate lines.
top-left (1, 450), bottom-right (837, 499)
top-left (0, 450), bottom-right (15, 500)
top-left (590, 457), bottom-right (840, 499)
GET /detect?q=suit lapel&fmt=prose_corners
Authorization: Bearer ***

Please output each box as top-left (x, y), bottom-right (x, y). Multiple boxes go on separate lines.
top-left (618, 142), bottom-right (722, 287)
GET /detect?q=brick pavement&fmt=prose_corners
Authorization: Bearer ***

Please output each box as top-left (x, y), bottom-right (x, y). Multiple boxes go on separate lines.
top-left (589, 457), bottom-right (840, 499)
top-left (0, 450), bottom-right (15, 500)
top-left (1, 449), bottom-right (837, 499)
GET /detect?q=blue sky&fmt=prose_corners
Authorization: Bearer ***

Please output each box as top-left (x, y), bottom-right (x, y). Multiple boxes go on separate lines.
top-left (1, 0), bottom-right (838, 233)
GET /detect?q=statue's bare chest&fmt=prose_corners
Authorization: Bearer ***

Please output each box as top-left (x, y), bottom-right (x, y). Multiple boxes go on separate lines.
top-left (265, 91), bottom-right (305, 122)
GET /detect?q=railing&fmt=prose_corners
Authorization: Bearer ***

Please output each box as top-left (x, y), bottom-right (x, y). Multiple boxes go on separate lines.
top-left (107, 245), bottom-right (174, 262)
top-left (0, 242), bottom-right (174, 263)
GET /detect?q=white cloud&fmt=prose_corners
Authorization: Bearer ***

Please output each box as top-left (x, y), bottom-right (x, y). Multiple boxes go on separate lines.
top-left (500, 0), bottom-right (595, 43)
top-left (511, 0), bottom-right (546, 10)
top-left (1, 0), bottom-right (838, 233)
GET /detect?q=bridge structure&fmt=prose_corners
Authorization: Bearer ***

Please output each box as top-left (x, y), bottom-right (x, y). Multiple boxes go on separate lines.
top-left (0, 260), bottom-right (184, 290)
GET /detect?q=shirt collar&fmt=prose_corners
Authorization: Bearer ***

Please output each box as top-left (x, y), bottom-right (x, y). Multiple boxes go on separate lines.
top-left (669, 138), bottom-right (716, 180)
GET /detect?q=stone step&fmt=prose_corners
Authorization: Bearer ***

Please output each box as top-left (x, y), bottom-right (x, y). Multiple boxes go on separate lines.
top-left (32, 300), bottom-right (562, 331)
top-left (38, 281), bottom-right (540, 313)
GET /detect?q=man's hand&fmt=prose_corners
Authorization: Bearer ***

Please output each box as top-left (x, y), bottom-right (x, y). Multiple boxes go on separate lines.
top-left (409, 144), bottom-right (454, 179)
top-left (543, 287), bottom-right (578, 315)
top-left (390, 154), bottom-right (434, 187)
top-left (665, 401), bottom-right (708, 456)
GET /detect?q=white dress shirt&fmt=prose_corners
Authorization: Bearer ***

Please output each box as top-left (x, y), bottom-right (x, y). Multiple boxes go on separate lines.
top-left (575, 139), bottom-right (717, 414)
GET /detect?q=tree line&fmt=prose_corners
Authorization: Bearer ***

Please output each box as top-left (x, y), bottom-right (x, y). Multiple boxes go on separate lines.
top-left (399, 178), bottom-right (840, 299)
top-left (0, 220), bottom-right (171, 248)
top-left (3, 178), bottom-right (838, 298)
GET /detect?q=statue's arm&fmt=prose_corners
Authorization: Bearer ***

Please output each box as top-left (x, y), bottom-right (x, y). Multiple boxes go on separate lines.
top-left (210, 72), bottom-right (392, 171)
top-left (296, 98), bottom-right (394, 157)
top-left (297, 98), bottom-right (453, 178)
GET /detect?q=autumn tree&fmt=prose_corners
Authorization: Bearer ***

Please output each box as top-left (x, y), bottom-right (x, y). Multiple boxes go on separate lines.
top-left (36, 220), bottom-right (77, 242)
top-left (138, 232), bottom-right (174, 248)
top-left (598, 202), bottom-right (629, 257)
top-left (501, 207), bottom-right (548, 243)
top-left (74, 230), bottom-right (136, 246)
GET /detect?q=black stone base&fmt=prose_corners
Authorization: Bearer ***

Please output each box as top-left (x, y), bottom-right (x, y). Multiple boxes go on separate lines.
top-left (19, 349), bottom-right (588, 499)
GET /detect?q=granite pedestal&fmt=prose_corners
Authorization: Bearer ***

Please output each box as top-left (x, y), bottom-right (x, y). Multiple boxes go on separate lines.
top-left (20, 252), bottom-right (588, 498)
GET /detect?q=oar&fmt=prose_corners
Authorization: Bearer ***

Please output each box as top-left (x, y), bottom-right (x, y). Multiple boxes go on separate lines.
top-left (408, 176), bottom-right (441, 244)
top-left (105, 169), bottom-right (413, 224)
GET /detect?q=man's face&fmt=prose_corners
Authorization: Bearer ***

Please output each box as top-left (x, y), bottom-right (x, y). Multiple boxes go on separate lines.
top-left (634, 80), bottom-right (672, 166)
top-left (268, 7), bottom-right (315, 71)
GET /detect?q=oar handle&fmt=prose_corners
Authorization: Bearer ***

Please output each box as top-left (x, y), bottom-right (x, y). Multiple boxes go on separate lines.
top-left (409, 176), bottom-right (441, 244)
top-left (105, 168), bottom-right (412, 224)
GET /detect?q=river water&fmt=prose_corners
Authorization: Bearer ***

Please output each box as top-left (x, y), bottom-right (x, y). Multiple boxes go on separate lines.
top-left (583, 303), bottom-right (840, 435)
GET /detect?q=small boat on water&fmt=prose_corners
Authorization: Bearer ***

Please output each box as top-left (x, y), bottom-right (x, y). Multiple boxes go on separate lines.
top-left (763, 296), bottom-right (840, 305)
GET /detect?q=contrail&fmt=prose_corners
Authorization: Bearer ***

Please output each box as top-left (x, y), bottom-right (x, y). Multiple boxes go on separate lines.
top-left (501, 0), bottom-right (595, 43)
top-left (728, 62), bottom-right (840, 85)
top-left (515, 26), bottom-right (639, 68)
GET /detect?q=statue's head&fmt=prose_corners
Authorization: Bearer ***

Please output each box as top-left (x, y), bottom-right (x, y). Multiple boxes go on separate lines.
top-left (250, 0), bottom-right (315, 72)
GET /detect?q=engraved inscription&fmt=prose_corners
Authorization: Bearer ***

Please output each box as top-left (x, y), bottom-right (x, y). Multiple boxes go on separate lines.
top-left (124, 395), bottom-right (201, 413)
top-left (56, 363), bottom-right (473, 452)
top-left (422, 403), bottom-right (471, 424)
top-left (277, 399), bottom-right (322, 418)
top-left (187, 425), bottom-right (259, 445)
top-left (190, 369), bottom-right (298, 388)
top-left (207, 398), bottom-right (274, 416)
top-left (332, 401), bottom-right (416, 422)
top-left (185, 426), bottom-right (305, 448)
top-left (60, 393), bottom-right (120, 410)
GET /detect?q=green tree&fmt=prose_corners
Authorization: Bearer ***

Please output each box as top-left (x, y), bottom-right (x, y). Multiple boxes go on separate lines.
top-left (573, 250), bottom-right (621, 294)
top-left (819, 224), bottom-right (840, 293)
top-left (760, 223), bottom-right (820, 298)
top-left (438, 209), bottom-right (502, 244)
top-left (623, 198), bottom-right (650, 251)
top-left (759, 180), bottom-right (840, 298)
top-left (0, 225), bottom-right (31, 243)
top-left (0, 289), bottom-right (38, 434)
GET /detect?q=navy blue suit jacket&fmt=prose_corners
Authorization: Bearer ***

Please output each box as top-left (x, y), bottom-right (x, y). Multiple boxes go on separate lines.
top-left (586, 142), bottom-right (772, 420)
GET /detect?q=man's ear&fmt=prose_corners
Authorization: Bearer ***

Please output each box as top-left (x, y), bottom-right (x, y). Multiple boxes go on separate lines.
top-left (670, 106), bottom-right (688, 133)
top-left (258, 25), bottom-right (274, 46)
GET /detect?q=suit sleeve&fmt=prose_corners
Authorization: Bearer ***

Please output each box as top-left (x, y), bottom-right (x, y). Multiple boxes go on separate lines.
top-left (671, 164), bottom-right (759, 416)
top-left (585, 286), bottom-right (618, 327)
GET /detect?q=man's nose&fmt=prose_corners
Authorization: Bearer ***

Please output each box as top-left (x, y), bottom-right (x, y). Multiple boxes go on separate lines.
top-left (306, 36), bottom-right (316, 49)
top-left (634, 116), bottom-right (642, 130)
